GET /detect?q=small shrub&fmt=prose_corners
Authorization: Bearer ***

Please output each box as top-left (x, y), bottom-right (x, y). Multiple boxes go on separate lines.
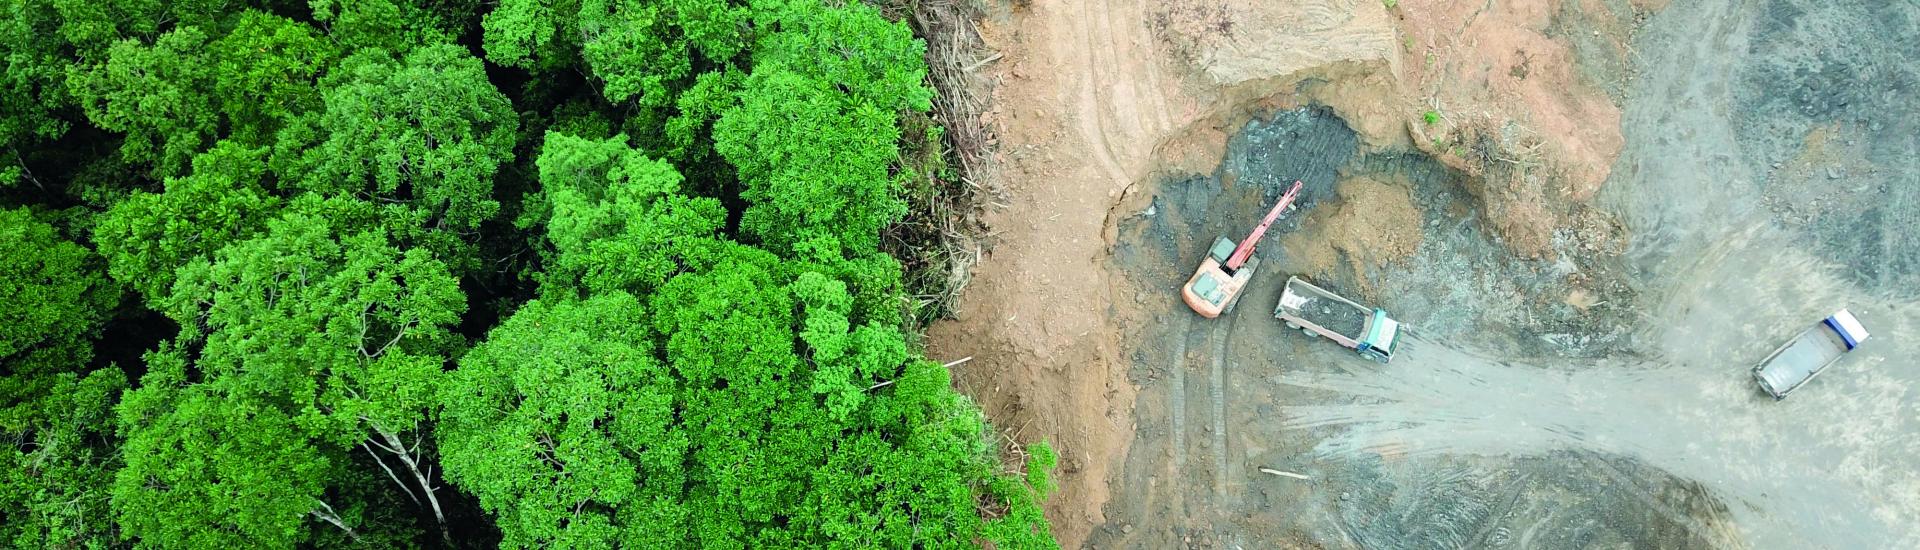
top-left (1423, 110), bottom-right (1442, 126)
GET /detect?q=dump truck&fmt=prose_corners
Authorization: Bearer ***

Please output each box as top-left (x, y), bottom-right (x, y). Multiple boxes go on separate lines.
top-left (1274, 276), bottom-right (1403, 363)
top-left (1752, 309), bottom-right (1870, 399)
top-left (1182, 181), bottom-right (1304, 318)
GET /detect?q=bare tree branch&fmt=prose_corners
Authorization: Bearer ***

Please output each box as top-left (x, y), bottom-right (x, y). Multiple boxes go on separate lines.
top-left (362, 442), bottom-right (420, 506)
top-left (310, 500), bottom-right (362, 543)
top-left (369, 320), bottom-right (412, 358)
top-left (368, 424), bottom-right (450, 545)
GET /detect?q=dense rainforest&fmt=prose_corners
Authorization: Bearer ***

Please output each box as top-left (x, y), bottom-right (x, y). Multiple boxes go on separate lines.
top-left (0, 0), bottom-right (1056, 547)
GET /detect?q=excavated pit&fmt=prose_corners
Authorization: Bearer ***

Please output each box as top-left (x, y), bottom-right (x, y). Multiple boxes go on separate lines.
top-left (1100, 105), bottom-right (1734, 548)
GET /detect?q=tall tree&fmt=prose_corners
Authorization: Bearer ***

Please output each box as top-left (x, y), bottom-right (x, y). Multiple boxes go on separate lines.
top-left (0, 207), bottom-right (124, 549)
top-left (0, 368), bottom-right (125, 549)
top-left (65, 27), bottom-right (222, 177)
top-left (481, 0), bottom-right (751, 164)
top-left (115, 200), bottom-right (465, 545)
top-left (440, 126), bottom-right (1054, 547)
top-left (482, 0), bottom-right (747, 105)
top-left (277, 44), bottom-right (519, 273)
top-left (206, 12), bottom-right (339, 146)
top-left (439, 292), bottom-right (685, 548)
top-left (713, 0), bottom-right (932, 260)
top-left (5, 0), bottom-right (1062, 547)
top-left (308, 0), bottom-right (462, 55)
top-left (529, 132), bottom-right (726, 296)
top-left (42, 0), bottom-right (225, 50)
top-left (64, 10), bottom-right (335, 178)
top-left (0, 1), bottom-right (72, 169)
top-left (0, 207), bottom-right (118, 373)
top-left (94, 141), bottom-right (283, 301)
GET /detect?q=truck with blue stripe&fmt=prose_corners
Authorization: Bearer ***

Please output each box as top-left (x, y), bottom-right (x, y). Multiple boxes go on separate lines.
top-left (1752, 309), bottom-right (1871, 399)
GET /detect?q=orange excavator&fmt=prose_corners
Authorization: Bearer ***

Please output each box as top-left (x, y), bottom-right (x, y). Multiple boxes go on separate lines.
top-left (1181, 180), bottom-right (1304, 318)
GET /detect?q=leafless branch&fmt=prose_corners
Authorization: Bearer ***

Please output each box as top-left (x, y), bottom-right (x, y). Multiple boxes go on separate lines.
top-left (363, 442), bottom-right (420, 506)
top-left (367, 425), bottom-right (450, 544)
top-left (310, 500), bottom-right (362, 543)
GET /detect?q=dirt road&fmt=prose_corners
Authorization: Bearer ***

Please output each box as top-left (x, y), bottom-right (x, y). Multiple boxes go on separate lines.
top-left (930, 0), bottom-right (1919, 547)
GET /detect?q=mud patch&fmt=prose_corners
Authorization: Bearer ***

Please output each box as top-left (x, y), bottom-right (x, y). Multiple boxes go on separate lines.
top-left (1217, 105), bottom-right (1358, 200)
top-left (1347, 142), bottom-right (1639, 357)
top-left (1154, 105), bottom-right (1637, 357)
top-left (1100, 100), bottom-right (1657, 548)
top-left (1086, 0), bottom-right (1920, 548)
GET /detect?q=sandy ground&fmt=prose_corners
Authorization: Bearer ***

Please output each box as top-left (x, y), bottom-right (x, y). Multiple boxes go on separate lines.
top-left (927, 0), bottom-right (1917, 547)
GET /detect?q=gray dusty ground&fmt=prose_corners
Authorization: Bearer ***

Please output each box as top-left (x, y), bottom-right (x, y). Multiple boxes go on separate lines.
top-left (1091, 1), bottom-right (1920, 548)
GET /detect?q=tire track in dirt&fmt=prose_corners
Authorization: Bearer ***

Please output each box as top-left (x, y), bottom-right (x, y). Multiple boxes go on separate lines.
top-left (938, 0), bottom-right (1384, 543)
top-left (1207, 314), bottom-right (1231, 497)
top-left (1168, 313), bottom-right (1191, 474)
top-left (1178, 317), bottom-right (1212, 514)
top-left (1069, 0), bottom-right (1131, 184)
top-left (931, 0), bottom-right (1193, 542)
top-left (1574, 453), bottom-right (1739, 545)
top-left (1065, 0), bottom-right (1180, 186)
top-left (1126, 0), bottom-right (1175, 134)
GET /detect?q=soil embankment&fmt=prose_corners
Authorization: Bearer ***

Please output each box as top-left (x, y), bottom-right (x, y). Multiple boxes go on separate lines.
top-left (1280, 176), bottom-right (1425, 295)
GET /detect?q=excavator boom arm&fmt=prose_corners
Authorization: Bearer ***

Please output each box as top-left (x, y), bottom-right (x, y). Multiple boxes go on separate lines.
top-left (1225, 180), bottom-right (1303, 269)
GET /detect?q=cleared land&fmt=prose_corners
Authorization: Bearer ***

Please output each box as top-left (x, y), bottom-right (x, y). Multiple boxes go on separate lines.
top-left (931, 0), bottom-right (1920, 547)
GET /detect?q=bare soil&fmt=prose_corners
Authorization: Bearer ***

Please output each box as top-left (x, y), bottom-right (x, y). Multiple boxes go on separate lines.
top-left (1279, 176), bottom-right (1425, 295)
top-left (925, 0), bottom-right (1920, 547)
top-left (930, 1), bottom-right (1637, 543)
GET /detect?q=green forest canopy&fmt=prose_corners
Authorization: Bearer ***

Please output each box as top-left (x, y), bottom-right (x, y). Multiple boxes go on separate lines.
top-left (0, 0), bottom-right (1056, 547)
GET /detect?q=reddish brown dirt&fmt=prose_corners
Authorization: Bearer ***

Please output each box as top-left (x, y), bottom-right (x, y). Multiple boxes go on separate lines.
top-left (1388, 0), bottom-right (1653, 259)
top-left (925, 1), bottom-right (1191, 545)
top-left (1279, 176), bottom-right (1426, 296)
top-left (924, 1), bottom-right (1646, 546)
top-left (1394, 0), bottom-right (1625, 195)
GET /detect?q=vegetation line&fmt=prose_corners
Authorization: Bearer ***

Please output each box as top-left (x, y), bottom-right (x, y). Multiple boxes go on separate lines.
top-left (0, 0), bottom-right (1057, 547)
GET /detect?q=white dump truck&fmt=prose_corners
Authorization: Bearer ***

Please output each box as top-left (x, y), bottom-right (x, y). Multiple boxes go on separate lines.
top-left (1274, 276), bottom-right (1403, 363)
top-left (1752, 309), bottom-right (1870, 399)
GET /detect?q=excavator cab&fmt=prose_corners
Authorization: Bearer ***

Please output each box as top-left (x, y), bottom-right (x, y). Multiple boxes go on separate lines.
top-left (1182, 247), bottom-right (1261, 318)
top-left (1187, 236), bottom-right (1252, 313)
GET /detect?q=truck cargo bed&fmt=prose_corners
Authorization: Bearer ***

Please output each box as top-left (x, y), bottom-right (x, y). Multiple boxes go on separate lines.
top-left (1275, 278), bottom-right (1370, 341)
top-left (1293, 293), bottom-right (1366, 337)
top-left (1753, 310), bottom-right (1868, 398)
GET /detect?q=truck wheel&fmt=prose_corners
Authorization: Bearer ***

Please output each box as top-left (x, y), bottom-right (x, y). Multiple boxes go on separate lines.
top-left (1284, 321), bottom-right (1300, 330)
top-left (1301, 327), bottom-right (1317, 338)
